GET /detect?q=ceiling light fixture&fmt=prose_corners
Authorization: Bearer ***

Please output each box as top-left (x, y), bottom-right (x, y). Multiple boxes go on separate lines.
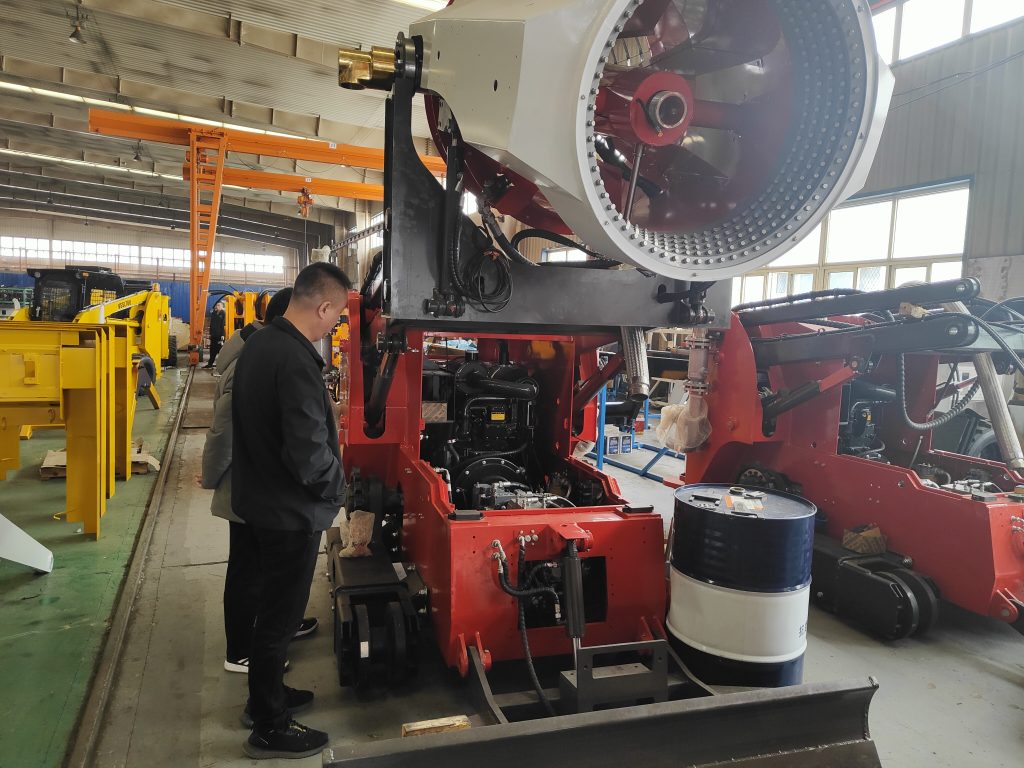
top-left (0, 147), bottom-right (183, 181)
top-left (67, 8), bottom-right (87, 44)
top-left (393, 0), bottom-right (446, 11)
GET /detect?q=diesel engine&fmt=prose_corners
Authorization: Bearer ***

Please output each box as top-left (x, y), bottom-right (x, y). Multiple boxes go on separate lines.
top-left (421, 355), bottom-right (574, 511)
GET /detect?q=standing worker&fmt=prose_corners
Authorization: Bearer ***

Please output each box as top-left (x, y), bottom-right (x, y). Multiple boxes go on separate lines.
top-left (199, 288), bottom-right (319, 682)
top-left (205, 299), bottom-right (226, 369)
top-left (231, 263), bottom-right (351, 759)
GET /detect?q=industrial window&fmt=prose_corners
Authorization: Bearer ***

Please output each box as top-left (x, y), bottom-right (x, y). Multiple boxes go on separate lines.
top-left (734, 183), bottom-right (969, 307)
top-left (971, 0), bottom-right (1024, 33)
top-left (899, 0), bottom-right (966, 60)
top-left (873, 7), bottom-right (898, 64)
top-left (368, 212), bottom-right (385, 249)
top-left (875, 0), bottom-right (1024, 63)
top-left (3, 237), bottom-right (285, 279)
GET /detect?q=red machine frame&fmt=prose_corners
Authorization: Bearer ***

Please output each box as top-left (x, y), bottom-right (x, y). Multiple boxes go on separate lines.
top-left (337, 291), bottom-right (667, 674)
top-left (683, 313), bottom-right (1024, 628)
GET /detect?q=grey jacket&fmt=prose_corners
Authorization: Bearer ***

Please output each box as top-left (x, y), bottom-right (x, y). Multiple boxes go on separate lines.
top-left (200, 324), bottom-right (257, 522)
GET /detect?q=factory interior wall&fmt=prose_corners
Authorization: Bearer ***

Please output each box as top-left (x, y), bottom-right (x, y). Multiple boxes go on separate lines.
top-left (0, 213), bottom-right (293, 318)
top-left (859, 17), bottom-right (1024, 293)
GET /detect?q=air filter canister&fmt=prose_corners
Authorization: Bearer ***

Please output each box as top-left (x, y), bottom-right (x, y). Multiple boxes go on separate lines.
top-left (666, 484), bottom-right (816, 687)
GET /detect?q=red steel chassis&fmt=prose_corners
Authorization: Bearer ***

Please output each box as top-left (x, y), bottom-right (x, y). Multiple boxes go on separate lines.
top-left (681, 314), bottom-right (1024, 627)
top-left (338, 292), bottom-right (666, 674)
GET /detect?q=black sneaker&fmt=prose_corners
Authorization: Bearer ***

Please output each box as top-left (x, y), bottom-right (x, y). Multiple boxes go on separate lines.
top-left (223, 657), bottom-right (290, 674)
top-left (293, 616), bottom-right (319, 640)
top-left (240, 687), bottom-right (314, 728)
top-left (243, 719), bottom-right (328, 760)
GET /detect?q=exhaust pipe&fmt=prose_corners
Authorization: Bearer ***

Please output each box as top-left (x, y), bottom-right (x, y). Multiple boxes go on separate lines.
top-left (620, 326), bottom-right (650, 402)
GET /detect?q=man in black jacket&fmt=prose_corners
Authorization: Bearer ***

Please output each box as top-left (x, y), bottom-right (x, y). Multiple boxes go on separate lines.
top-left (205, 300), bottom-right (226, 369)
top-left (231, 262), bottom-right (351, 759)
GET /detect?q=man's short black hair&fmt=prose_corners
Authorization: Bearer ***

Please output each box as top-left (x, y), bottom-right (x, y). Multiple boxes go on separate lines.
top-left (292, 262), bottom-right (352, 303)
top-left (263, 287), bottom-right (291, 324)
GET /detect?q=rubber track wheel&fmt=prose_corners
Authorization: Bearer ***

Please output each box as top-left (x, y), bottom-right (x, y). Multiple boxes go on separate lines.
top-left (892, 567), bottom-right (940, 636)
top-left (882, 571), bottom-right (921, 640)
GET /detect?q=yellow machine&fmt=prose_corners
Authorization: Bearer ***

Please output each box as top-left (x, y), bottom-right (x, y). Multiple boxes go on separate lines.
top-left (16, 267), bottom-right (173, 392)
top-left (0, 268), bottom-right (173, 537)
top-left (220, 290), bottom-right (272, 341)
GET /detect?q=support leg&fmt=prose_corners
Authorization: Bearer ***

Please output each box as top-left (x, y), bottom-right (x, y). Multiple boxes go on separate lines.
top-left (0, 419), bottom-right (21, 480)
top-left (65, 388), bottom-right (104, 537)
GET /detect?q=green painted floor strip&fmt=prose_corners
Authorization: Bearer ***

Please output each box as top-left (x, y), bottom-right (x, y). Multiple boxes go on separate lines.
top-left (0, 370), bottom-right (186, 768)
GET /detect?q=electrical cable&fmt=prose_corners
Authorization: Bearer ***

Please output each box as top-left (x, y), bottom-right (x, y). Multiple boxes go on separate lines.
top-left (954, 312), bottom-right (1024, 373)
top-left (440, 178), bottom-right (513, 312)
top-left (892, 47), bottom-right (1024, 111)
top-left (977, 297), bottom-right (1024, 323)
top-left (479, 202), bottom-right (537, 267)
top-left (459, 246), bottom-right (513, 313)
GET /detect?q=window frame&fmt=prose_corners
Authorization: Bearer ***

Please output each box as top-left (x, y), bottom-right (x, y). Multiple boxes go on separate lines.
top-left (735, 181), bottom-right (970, 305)
top-left (878, 0), bottom-right (1024, 65)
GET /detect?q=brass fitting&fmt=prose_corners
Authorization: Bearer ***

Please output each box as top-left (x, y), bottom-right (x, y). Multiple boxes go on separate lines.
top-left (338, 45), bottom-right (397, 90)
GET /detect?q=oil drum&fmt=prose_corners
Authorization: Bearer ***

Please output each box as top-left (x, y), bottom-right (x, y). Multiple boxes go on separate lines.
top-left (666, 484), bottom-right (816, 687)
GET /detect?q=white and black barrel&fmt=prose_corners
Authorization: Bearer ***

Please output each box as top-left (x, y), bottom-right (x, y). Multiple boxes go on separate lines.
top-left (666, 484), bottom-right (815, 687)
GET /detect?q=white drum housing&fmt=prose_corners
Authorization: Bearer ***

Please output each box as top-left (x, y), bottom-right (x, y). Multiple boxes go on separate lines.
top-left (411, 0), bottom-right (894, 281)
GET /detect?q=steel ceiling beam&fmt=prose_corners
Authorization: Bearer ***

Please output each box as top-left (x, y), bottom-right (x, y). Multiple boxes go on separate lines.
top-left (0, 170), bottom-right (329, 238)
top-left (90, 110), bottom-right (445, 174)
top-left (0, 173), bottom-right (333, 251)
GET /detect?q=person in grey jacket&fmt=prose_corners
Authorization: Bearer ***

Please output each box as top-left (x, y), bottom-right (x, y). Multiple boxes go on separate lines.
top-left (200, 288), bottom-right (317, 674)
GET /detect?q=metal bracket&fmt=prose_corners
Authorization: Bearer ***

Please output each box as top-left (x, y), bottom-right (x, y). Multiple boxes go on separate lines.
top-left (559, 639), bottom-right (669, 713)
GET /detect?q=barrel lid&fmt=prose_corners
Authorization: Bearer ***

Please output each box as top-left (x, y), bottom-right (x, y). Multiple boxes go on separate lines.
top-left (674, 483), bottom-right (815, 520)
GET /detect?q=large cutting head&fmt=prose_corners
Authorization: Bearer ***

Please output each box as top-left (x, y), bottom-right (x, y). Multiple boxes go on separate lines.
top-left (412, 0), bottom-right (893, 281)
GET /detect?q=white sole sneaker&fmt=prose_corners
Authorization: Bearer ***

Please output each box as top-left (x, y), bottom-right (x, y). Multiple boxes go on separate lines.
top-left (224, 658), bottom-right (290, 674)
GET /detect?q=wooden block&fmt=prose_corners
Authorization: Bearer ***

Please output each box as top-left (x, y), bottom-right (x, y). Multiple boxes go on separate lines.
top-left (401, 715), bottom-right (471, 738)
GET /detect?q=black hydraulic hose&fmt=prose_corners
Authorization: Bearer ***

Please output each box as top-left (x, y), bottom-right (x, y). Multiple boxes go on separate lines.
top-left (479, 203), bottom-right (537, 267)
top-left (500, 555), bottom-right (559, 602)
top-left (734, 288), bottom-right (864, 313)
top-left (897, 353), bottom-right (982, 431)
top-left (446, 179), bottom-right (473, 298)
top-left (360, 250), bottom-right (384, 299)
top-left (509, 544), bottom-right (556, 717)
top-left (510, 229), bottom-right (620, 269)
top-left (364, 351), bottom-right (399, 437)
top-left (467, 372), bottom-right (539, 399)
top-left (805, 318), bottom-right (859, 329)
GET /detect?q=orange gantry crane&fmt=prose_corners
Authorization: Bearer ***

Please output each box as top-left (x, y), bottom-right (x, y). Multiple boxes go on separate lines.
top-left (89, 109), bottom-right (445, 365)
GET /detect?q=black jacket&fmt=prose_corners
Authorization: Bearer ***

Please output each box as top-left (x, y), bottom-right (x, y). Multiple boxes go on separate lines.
top-left (231, 317), bottom-right (345, 532)
top-left (210, 308), bottom-right (226, 339)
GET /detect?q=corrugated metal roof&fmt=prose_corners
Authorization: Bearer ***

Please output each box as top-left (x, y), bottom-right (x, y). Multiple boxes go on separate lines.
top-left (0, 0), bottom-right (430, 139)
top-left (154, 0), bottom-right (431, 48)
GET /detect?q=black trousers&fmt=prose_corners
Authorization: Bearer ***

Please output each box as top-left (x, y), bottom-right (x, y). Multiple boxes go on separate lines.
top-left (224, 521), bottom-right (259, 662)
top-left (208, 336), bottom-right (223, 365)
top-left (246, 525), bottom-right (321, 731)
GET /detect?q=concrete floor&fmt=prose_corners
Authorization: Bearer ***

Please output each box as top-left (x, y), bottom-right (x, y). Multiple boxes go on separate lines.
top-left (93, 371), bottom-right (1023, 767)
top-left (0, 370), bottom-right (185, 768)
